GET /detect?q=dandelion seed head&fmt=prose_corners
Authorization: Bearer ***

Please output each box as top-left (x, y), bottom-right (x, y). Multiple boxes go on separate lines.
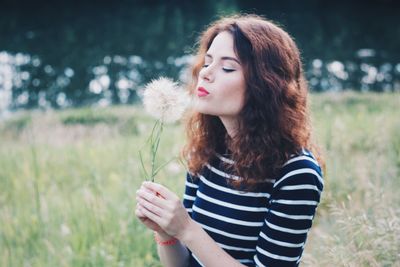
top-left (142, 77), bottom-right (190, 123)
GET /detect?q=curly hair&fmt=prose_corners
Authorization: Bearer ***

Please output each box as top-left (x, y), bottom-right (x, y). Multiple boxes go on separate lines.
top-left (182, 14), bottom-right (323, 190)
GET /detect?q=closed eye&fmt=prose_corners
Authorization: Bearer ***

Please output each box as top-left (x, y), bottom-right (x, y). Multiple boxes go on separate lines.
top-left (202, 64), bottom-right (235, 72)
top-left (223, 68), bottom-right (235, 73)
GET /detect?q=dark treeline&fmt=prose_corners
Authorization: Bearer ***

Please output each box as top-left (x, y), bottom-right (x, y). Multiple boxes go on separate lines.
top-left (0, 0), bottom-right (399, 110)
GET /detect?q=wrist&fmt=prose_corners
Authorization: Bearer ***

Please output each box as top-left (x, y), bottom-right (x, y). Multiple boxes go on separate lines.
top-left (178, 218), bottom-right (198, 246)
top-left (154, 231), bottom-right (177, 246)
top-left (155, 231), bottom-right (174, 241)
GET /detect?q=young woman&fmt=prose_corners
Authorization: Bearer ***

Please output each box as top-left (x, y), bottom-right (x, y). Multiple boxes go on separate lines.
top-left (136, 14), bottom-right (324, 267)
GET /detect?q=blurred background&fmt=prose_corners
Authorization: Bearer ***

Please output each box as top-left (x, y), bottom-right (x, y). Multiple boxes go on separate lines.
top-left (1, 1), bottom-right (399, 267)
top-left (1, 0), bottom-right (400, 114)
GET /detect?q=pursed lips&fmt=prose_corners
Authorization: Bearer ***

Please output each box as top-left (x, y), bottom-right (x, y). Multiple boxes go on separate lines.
top-left (197, 87), bottom-right (210, 97)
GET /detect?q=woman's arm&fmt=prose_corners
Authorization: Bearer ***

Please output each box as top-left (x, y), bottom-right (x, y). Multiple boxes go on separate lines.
top-left (156, 232), bottom-right (190, 267)
top-left (179, 217), bottom-right (245, 267)
top-left (135, 207), bottom-right (189, 267)
top-left (252, 162), bottom-right (324, 266)
top-left (136, 181), bottom-right (246, 267)
top-left (136, 173), bottom-right (197, 267)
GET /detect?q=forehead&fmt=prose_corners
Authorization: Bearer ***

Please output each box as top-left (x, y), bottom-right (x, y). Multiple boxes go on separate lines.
top-left (207, 31), bottom-right (236, 57)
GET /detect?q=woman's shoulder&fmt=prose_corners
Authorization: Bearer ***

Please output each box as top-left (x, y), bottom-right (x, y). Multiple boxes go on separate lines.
top-left (274, 148), bottom-right (324, 190)
top-left (283, 148), bottom-right (321, 170)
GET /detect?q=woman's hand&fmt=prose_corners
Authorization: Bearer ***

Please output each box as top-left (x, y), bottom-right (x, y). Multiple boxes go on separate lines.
top-left (136, 181), bottom-right (192, 240)
top-left (135, 203), bottom-right (165, 233)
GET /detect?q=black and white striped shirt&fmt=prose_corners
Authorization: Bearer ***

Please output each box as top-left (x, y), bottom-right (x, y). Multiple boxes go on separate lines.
top-left (183, 149), bottom-right (323, 267)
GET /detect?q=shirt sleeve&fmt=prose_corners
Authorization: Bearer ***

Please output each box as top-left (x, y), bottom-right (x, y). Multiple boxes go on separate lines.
top-left (253, 164), bottom-right (324, 267)
top-left (182, 172), bottom-right (200, 217)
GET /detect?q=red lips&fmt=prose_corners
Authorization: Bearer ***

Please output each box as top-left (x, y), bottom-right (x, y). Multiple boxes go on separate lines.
top-left (197, 87), bottom-right (209, 97)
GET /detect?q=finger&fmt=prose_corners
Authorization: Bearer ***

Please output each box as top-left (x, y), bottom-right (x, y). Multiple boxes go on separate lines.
top-left (137, 188), bottom-right (169, 210)
top-left (136, 186), bottom-right (158, 199)
top-left (136, 202), bottom-right (151, 221)
top-left (137, 196), bottom-right (164, 217)
top-left (142, 181), bottom-right (176, 200)
top-left (138, 205), bottom-right (163, 227)
top-left (135, 204), bottom-right (146, 218)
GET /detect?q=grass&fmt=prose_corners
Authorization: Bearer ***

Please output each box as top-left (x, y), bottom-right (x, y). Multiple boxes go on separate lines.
top-left (0, 92), bottom-right (399, 267)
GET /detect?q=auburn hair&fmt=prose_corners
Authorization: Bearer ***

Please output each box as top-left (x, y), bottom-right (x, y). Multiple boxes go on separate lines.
top-left (182, 14), bottom-right (323, 190)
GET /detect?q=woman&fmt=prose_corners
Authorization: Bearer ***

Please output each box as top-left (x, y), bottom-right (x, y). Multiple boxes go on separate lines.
top-left (136, 14), bottom-right (324, 267)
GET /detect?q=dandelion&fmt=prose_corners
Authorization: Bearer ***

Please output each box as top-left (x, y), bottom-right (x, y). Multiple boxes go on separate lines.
top-left (143, 77), bottom-right (189, 123)
top-left (139, 77), bottom-right (190, 181)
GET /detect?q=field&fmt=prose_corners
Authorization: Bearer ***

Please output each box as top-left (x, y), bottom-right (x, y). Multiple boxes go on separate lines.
top-left (0, 92), bottom-right (399, 267)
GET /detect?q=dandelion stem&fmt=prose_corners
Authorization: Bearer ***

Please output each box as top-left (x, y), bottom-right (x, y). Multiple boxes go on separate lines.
top-left (150, 120), bottom-right (164, 182)
top-left (138, 150), bottom-right (149, 180)
top-left (153, 156), bottom-right (178, 177)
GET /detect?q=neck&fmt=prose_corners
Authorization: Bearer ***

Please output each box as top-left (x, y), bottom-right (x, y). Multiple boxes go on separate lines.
top-left (219, 116), bottom-right (239, 139)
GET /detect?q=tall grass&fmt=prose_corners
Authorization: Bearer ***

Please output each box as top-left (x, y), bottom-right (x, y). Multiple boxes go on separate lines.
top-left (303, 92), bottom-right (400, 267)
top-left (0, 92), bottom-right (399, 266)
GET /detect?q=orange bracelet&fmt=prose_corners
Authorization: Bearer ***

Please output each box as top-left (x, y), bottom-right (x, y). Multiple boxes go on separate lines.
top-left (154, 232), bottom-right (178, 246)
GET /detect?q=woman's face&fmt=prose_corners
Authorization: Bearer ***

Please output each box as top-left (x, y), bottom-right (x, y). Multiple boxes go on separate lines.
top-left (194, 31), bottom-right (246, 120)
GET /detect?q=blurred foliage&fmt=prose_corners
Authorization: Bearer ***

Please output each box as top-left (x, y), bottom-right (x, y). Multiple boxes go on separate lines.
top-left (1, 0), bottom-right (399, 110)
top-left (0, 114), bottom-right (31, 135)
top-left (61, 108), bottom-right (119, 125)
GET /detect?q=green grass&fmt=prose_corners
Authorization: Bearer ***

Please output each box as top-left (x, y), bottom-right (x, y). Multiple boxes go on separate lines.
top-left (60, 108), bottom-right (120, 126)
top-left (0, 92), bottom-right (399, 267)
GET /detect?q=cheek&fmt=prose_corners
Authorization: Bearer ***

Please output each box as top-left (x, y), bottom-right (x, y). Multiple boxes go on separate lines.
top-left (222, 81), bottom-right (246, 113)
top-left (233, 89), bottom-right (246, 112)
top-left (229, 77), bottom-right (246, 104)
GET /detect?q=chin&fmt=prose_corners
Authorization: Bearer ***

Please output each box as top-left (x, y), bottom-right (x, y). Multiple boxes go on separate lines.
top-left (194, 108), bottom-right (216, 116)
top-left (193, 102), bottom-right (208, 114)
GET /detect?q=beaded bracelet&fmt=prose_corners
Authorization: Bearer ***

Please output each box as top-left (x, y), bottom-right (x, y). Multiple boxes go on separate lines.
top-left (154, 232), bottom-right (178, 246)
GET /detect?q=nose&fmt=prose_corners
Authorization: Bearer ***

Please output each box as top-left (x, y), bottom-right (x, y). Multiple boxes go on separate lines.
top-left (199, 64), bottom-right (214, 83)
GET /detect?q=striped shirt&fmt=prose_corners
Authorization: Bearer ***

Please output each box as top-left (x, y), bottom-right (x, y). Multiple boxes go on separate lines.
top-left (182, 149), bottom-right (323, 267)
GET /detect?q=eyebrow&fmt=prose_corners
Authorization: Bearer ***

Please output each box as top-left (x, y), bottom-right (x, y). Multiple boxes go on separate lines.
top-left (205, 54), bottom-right (241, 65)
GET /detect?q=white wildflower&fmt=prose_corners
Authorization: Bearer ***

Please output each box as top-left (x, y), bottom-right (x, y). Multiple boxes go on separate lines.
top-left (64, 245), bottom-right (73, 255)
top-left (142, 77), bottom-right (190, 123)
top-left (60, 223), bottom-right (71, 236)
